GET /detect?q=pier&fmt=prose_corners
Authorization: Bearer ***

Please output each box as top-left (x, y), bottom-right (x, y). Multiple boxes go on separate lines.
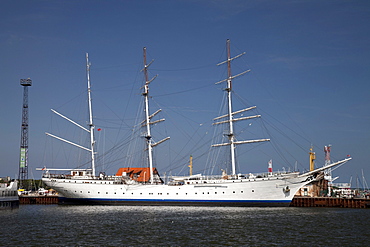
top-left (291, 196), bottom-right (370, 209)
top-left (19, 195), bottom-right (58, 204)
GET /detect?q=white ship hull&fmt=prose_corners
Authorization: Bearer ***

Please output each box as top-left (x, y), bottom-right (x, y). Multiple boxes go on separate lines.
top-left (42, 173), bottom-right (315, 206)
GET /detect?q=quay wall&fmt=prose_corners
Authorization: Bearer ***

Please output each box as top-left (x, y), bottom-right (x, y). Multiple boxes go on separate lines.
top-left (291, 196), bottom-right (370, 209)
top-left (19, 195), bottom-right (58, 204)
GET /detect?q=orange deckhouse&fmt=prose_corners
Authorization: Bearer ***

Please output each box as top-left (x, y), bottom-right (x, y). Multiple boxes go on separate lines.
top-left (116, 167), bottom-right (163, 183)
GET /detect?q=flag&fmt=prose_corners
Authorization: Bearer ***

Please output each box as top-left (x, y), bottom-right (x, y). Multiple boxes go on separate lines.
top-left (97, 128), bottom-right (101, 131)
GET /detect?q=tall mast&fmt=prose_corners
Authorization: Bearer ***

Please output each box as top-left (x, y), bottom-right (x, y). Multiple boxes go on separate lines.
top-left (45, 54), bottom-right (97, 175)
top-left (225, 40), bottom-right (237, 176)
top-left (86, 53), bottom-right (96, 177)
top-left (213, 39), bottom-right (269, 177)
top-left (143, 47), bottom-right (154, 184)
top-left (141, 47), bottom-right (169, 184)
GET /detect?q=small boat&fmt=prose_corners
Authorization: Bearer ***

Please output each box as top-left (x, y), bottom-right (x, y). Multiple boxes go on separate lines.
top-left (39, 40), bottom-right (351, 206)
top-left (0, 180), bottom-right (19, 209)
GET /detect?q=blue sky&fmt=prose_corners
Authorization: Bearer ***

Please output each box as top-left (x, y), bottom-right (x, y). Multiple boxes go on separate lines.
top-left (1, 0), bottom-right (369, 186)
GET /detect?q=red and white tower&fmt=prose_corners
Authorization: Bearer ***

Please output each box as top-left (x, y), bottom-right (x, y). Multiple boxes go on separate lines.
top-left (268, 160), bottom-right (273, 175)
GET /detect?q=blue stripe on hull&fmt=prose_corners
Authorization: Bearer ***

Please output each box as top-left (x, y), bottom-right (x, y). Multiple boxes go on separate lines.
top-left (59, 197), bottom-right (291, 207)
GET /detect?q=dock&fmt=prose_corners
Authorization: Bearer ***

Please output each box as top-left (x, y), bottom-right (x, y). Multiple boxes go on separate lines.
top-left (290, 196), bottom-right (370, 209)
top-left (19, 195), bottom-right (58, 204)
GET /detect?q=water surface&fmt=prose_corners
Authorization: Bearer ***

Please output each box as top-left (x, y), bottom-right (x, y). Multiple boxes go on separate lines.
top-left (1, 205), bottom-right (369, 246)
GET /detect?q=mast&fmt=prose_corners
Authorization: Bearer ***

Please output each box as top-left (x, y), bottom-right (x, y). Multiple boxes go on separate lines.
top-left (226, 40), bottom-right (237, 176)
top-left (143, 47), bottom-right (154, 184)
top-left (45, 54), bottom-right (96, 176)
top-left (86, 53), bottom-right (96, 177)
top-left (213, 39), bottom-right (269, 176)
top-left (142, 47), bottom-right (169, 184)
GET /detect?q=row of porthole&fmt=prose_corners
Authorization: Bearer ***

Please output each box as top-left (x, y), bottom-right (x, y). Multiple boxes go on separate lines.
top-left (56, 177), bottom-right (279, 184)
top-left (65, 181), bottom-right (113, 184)
top-left (186, 177), bottom-right (279, 185)
top-left (75, 190), bottom-right (255, 195)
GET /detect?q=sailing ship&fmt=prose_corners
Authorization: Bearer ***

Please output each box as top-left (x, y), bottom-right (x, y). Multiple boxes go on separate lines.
top-left (39, 40), bottom-right (351, 206)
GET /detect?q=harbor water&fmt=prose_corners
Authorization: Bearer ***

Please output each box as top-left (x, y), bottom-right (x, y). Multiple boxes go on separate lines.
top-left (1, 205), bottom-right (369, 246)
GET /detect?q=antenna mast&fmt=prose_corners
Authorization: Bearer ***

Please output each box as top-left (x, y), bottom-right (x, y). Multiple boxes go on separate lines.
top-left (19, 78), bottom-right (32, 188)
